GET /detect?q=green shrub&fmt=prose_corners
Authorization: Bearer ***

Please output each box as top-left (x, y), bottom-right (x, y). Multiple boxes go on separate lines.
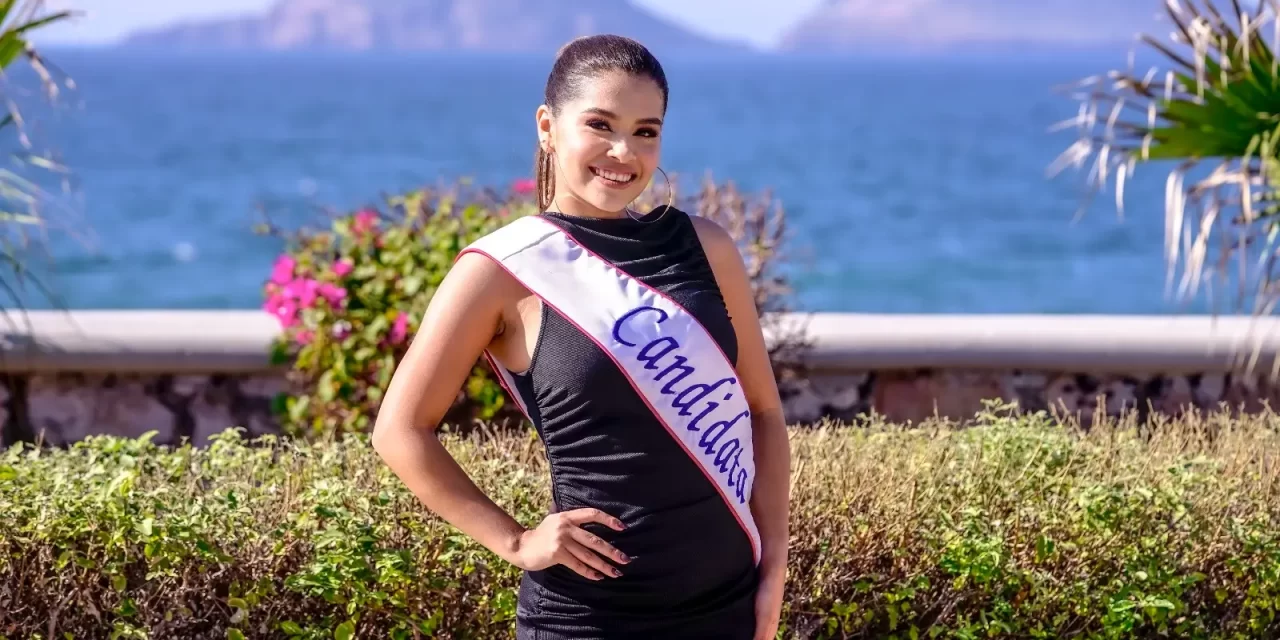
top-left (259, 183), bottom-right (534, 439)
top-left (4, 405), bottom-right (1280, 638)
top-left (259, 176), bottom-right (797, 440)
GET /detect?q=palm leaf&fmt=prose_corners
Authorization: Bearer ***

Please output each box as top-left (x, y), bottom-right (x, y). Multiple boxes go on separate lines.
top-left (0, 1), bottom-right (77, 445)
top-left (9, 10), bottom-right (73, 37)
top-left (1051, 0), bottom-right (1280, 337)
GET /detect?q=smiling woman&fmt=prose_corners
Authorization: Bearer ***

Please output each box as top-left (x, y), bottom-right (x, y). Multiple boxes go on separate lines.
top-left (370, 34), bottom-right (790, 640)
top-left (531, 37), bottom-right (669, 216)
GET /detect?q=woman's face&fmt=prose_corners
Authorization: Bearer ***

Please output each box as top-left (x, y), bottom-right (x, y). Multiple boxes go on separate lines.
top-left (537, 70), bottom-right (665, 217)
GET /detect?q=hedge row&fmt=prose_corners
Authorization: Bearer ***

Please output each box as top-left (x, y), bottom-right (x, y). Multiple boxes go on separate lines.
top-left (4, 404), bottom-right (1280, 638)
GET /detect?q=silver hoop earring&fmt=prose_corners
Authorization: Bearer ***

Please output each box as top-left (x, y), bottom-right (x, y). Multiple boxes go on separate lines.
top-left (626, 166), bottom-right (675, 223)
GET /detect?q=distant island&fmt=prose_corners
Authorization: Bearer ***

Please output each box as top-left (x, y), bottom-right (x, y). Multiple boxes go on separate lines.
top-left (118, 0), bottom-right (1169, 57)
top-left (778, 0), bottom-right (1164, 54)
top-left (120, 0), bottom-right (750, 54)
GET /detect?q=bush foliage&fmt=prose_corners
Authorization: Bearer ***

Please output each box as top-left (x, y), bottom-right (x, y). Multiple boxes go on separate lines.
top-left (4, 405), bottom-right (1280, 638)
top-left (259, 176), bottom-right (797, 440)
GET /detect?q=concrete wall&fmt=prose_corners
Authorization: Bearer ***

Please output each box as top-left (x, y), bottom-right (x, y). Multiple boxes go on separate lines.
top-left (7, 310), bottom-right (1280, 446)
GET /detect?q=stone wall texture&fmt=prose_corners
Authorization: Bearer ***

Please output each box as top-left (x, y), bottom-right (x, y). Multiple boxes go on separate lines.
top-left (782, 368), bottom-right (1276, 426)
top-left (4, 366), bottom-right (1278, 447)
top-left (4, 373), bottom-right (287, 447)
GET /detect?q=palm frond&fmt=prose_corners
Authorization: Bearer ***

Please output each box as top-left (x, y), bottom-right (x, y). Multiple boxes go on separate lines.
top-left (1052, 0), bottom-right (1280, 324)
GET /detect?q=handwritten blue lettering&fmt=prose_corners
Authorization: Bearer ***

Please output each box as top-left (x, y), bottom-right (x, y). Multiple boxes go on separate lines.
top-left (655, 356), bottom-right (695, 394)
top-left (612, 306), bottom-right (668, 347)
top-left (638, 337), bottom-right (679, 370)
top-left (714, 438), bottom-right (741, 473)
top-left (611, 305), bottom-right (753, 505)
top-left (727, 446), bottom-right (742, 482)
top-left (673, 377), bottom-right (736, 417)
top-left (686, 401), bottom-right (720, 432)
top-left (699, 410), bottom-right (749, 455)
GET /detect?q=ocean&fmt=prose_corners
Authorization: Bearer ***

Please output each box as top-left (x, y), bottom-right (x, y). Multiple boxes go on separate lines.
top-left (9, 49), bottom-right (1212, 314)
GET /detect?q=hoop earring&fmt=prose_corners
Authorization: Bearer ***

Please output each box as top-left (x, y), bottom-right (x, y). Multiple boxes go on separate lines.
top-left (626, 166), bottom-right (675, 223)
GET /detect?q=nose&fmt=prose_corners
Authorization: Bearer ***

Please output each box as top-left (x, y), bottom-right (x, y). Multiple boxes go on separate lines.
top-left (607, 138), bottom-right (636, 163)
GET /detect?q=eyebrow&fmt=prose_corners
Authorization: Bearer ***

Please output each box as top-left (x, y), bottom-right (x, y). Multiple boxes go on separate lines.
top-left (583, 107), bottom-right (663, 126)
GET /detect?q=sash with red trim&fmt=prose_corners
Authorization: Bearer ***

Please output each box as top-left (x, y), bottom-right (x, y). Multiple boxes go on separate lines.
top-left (457, 215), bottom-right (761, 564)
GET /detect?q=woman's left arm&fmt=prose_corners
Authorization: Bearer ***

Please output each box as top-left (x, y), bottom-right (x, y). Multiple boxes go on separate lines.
top-left (692, 216), bottom-right (791, 639)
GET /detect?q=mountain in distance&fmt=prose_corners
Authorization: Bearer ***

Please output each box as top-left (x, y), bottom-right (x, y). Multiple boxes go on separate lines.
top-left (778, 0), bottom-right (1166, 54)
top-left (120, 0), bottom-right (749, 54)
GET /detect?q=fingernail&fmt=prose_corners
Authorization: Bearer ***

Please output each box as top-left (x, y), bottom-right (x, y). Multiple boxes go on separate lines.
top-left (612, 568), bottom-right (623, 577)
top-left (618, 552), bottom-right (630, 563)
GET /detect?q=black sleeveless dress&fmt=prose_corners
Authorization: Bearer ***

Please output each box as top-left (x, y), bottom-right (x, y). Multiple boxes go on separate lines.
top-left (506, 207), bottom-right (759, 640)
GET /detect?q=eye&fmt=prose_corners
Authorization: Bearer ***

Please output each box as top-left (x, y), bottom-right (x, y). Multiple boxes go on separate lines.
top-left (636, 127), bottom-right (659, 138)
top-left (586, 119), bottom-right (611, 131)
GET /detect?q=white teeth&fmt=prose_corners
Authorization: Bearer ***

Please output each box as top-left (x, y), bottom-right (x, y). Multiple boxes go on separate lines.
top-left (592, 167), bottom-right (636, 184)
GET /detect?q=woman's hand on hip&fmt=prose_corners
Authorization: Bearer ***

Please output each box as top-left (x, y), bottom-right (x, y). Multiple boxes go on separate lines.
top-left (514, 508), bottom-right (630, 580)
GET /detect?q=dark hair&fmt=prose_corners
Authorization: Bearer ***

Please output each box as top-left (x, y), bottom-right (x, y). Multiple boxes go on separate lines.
top-left (535, 34), bottom-right (670, 211)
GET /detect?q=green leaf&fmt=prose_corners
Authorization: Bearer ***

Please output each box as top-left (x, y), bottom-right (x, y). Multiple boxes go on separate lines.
top-left (280, 621), bottom-right (304, 635)
top-left (0, 37), bottom-right (20, 68)
top-left (318, 369), bottom-right (336, 402)
top-left (334, 620), bottom-right (355, 640)
top-left (227, 597), bottom-right (248, 610)
top-left (226, 631), bottom-right (245, 640)
top-left (116, 597), bottom-right (137, 617)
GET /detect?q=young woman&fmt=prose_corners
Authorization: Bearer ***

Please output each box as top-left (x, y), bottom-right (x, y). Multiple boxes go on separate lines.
top-left (371, 34), bottom-right (790, 640)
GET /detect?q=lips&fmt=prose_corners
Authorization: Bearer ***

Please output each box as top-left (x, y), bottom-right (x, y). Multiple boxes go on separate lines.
top-left (590, 166), bottom-right (637, 187)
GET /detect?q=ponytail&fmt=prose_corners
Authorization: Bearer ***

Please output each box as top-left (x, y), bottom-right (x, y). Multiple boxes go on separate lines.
top-left (535, 145), bottom-right (554, 212)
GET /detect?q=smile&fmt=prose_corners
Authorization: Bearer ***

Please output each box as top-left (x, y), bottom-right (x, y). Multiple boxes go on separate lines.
top-left (590, 167), bottom-right (637, 187)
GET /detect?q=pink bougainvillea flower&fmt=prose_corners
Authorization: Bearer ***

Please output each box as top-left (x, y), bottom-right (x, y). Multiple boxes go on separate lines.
top-left (332, 259), bottom-right (354, 278)
top-left (284, 278), bottom-right (320, 308)
top-left (270, 255), bottom-right (296, 285)
top-left (264, 295), bottom-right (299, 328)
top-left (295, 330), bottom-right (314, 346)
top-left (318, 283), bottom-right (347, 307)
top-left (389, 311), bottom-right (409, 344)
top-left (352, 209), bottom-right (378, 235)
top-left (512, 178), bottom-right (536, 195)
top-left (261, 292), bottom-right (280, 314)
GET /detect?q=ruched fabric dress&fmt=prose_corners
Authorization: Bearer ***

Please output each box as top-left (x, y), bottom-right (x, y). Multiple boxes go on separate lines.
top-left (503, 207), bottom-right (759, 640)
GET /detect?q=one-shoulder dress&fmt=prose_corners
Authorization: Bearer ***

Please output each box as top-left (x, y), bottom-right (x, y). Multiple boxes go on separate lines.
top-left (494, 207), bottom-right (759, 640)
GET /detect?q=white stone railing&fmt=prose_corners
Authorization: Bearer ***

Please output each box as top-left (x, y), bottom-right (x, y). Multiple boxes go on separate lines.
top-left (6, 310), bottom-right (1280, 446)
top-left (791, 312), bottom-right (1280, 374)
top-left (8, 310), bottom-right (281, 373)
top-left (16, 310), bottom-right (1280, 374)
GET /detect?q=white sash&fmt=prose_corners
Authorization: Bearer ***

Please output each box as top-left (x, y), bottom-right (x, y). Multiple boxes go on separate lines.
top-left (459, 215), bottom-right (761, 564)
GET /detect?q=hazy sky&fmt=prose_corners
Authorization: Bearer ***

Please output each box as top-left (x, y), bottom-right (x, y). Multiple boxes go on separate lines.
top-left (39, 0), bottom-right (826, 48)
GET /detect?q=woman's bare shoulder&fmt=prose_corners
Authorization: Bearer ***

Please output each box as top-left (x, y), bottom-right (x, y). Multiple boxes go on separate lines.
top-left (687, 214), bottom-right (739, 269)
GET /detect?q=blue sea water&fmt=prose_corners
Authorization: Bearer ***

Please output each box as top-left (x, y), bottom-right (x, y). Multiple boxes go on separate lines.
top-left (8, 49), bottom-right (1212, 314)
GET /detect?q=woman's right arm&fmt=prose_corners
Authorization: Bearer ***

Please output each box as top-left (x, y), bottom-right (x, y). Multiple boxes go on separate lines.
top-left (370, 252), bottom-right (631, 580)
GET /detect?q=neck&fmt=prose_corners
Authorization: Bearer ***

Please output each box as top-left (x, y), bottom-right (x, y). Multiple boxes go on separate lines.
top-left (547, 190), bottom-right (628, 220)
